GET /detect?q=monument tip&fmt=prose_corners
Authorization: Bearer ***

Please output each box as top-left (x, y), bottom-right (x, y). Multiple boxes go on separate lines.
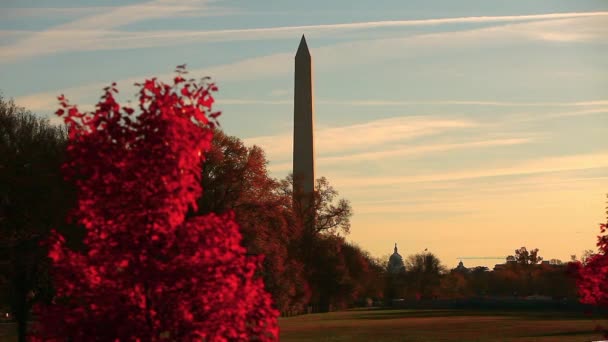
top-left (296, 34), bottom-right (310, 58)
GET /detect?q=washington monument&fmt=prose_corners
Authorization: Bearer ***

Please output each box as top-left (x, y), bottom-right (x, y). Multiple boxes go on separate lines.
top-left (293, 35), bottom-right (315, 220)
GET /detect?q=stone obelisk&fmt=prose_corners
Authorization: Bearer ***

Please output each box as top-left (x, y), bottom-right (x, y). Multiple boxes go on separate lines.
top-left (293, 35), bottom-right (315, 224)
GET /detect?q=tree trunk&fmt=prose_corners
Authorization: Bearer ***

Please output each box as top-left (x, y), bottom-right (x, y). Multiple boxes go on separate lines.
top-left (318, 292), bottom-right (330, 313)
top-left (13, 270), bottom-right (29, 342)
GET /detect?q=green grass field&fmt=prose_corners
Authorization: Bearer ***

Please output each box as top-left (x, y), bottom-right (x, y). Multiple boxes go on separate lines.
top-left (279, 308), bottom-right (608, 342)
top-left (2, 308), bottom-right (606, 341)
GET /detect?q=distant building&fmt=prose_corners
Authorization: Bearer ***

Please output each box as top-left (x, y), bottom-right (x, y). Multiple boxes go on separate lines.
top-left (387, 243), bottom-right (406, 274)
top-left (493, 259), bottom-right (517, 271)
top-left (453, 260), bottom-right (469, 273)
top-left (493, 259), bottom-right (564, 271)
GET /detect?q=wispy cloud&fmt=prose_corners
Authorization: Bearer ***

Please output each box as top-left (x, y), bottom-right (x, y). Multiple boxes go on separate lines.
top-left (2, 11), bottom-right (607, 62)
top-left (334, 152), bottom-right (608, 187)
top-left (318, 99), bottom-right (608, 108)
top-left (321, 138), bottom-right (534, 164)
top-left (218, 99), bottom-right (291, 105)
top-left (214, 99), bottom-right (608, 107)
top-left (184, 11), bottom-right (608, 33)
top-left (268, 89), bottom-right (291, 97)
top-left (11, 10), bottom-right (608, 114)
top-left (0, 7), bottom-right (113, 18)
top-left (268, 137), bottom-right (534, 172)
top-left (0, 5), bottom-right (239, 18)
top-left (0, 0), bottom-right (233, 62)
top-left (355, 176), bottom-right (607, 215)
top-left (13, 51), bottom-right (293, 113)
top-left (0, 30), bottom-right (31, 40)
top-left (511, 108), bottom-right (608, 123)
top-left (10, 10), bottom-right (608, 111)
top-left (246, 116), bottom-right (476, 160)
top-left (17, 91), bottom-right (608, 117)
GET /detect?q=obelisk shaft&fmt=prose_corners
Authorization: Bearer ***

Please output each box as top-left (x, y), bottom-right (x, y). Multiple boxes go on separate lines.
top-left (293, 35), bottom-right (315, 216)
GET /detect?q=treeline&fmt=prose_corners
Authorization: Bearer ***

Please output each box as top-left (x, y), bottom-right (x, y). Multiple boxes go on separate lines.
top-left (1, 96), bottom-right (82, 341)
top-left (193, 130), bottom-right (385, 314)
top-left (384, 249), bottom-right (581, 307)
top-left (0, 95), bottom-right (590, 331)
top-left (188, 131), bottom-right (585, 311)
top-left (0, 96), bottom-right (383, 325)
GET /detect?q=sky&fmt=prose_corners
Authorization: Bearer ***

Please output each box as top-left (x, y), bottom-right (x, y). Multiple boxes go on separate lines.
top-left (1, 0), bottom-right (607, 268)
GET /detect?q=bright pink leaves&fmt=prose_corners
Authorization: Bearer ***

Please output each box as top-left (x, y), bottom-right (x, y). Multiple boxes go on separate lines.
top-left (578, 223), bottom-right (608, 305)
top-left (32, 68), bottom-right (278, 341)
top-left (577, 217), bottom-right (608, 337)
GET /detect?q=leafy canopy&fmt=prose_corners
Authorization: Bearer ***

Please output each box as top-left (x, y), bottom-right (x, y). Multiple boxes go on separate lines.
top-left (32, 66), bottom-right (279, 341)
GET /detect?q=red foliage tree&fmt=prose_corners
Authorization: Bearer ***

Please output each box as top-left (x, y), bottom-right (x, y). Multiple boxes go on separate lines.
top-left (31, 66), bottom-right (279, 341)
top-left (196, 130), bottom-right (311, 315)
top-left (576, 195), bottom-right (608, 337)
top-left (578, 225), bottom-right (608, 307)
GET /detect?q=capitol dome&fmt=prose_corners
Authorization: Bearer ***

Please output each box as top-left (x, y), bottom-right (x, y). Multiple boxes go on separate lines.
top-left (388, 243), bottom-right (406, 274)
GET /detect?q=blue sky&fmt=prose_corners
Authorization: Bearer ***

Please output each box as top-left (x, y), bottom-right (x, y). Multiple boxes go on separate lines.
top-left (1, 0), bottom-right (607, 267)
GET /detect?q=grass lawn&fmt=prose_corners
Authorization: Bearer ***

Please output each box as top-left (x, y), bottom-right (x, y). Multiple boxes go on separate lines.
top-left (279, 308), bottom-right (608, 342)
top-left (3, 308), bottom-right (606, 341)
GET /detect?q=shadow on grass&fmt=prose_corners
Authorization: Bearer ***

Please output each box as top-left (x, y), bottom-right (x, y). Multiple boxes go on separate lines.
top-left (347, 308), bottom-right (603, 322)
top-left (530, 330), bottom-right (601, 337)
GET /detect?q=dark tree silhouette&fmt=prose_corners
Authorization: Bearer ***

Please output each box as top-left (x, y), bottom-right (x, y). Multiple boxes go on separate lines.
top-left (0, 95), bottom-right (79, 342)
top-left (405, 251), bottom-right (446, 300)
top-left (514, 246), bottom-right (543, 265)
top-left (280, 174), bottom-right (351, 237)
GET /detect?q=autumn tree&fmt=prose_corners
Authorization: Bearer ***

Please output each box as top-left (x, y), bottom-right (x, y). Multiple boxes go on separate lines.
top-left (581, 249), bottom-right (597, 265)
top-left (350, 246), bottom-right (386, 303)
top-left (307, 240), bottom-right (384, 312)
top-left (32, 68), bottom-right (278, 340)
top-left (193, 130), bottom-right (311, 314)
top-left (534, 263), bottom-right (577, 299)
top-left (278, 175), bottom-right (352, 312)
top-left (183, 125), bottom-right (354, 315)
top-left (439, 272), bottom-right (469, 299)
top-left (576, 194), bottom-right (608, 337)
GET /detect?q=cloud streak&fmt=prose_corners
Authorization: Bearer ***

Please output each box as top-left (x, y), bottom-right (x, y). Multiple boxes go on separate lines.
top-left (318, 100), bottom-right (608, 108)
top-left (0, 5), bottom-right (239, 19)
top-left (0, 7), bottom-right (113, 18)
top-left (246, 116), bottom-right (476, 160)
top-left (216, 99), bottom-right (608, 107)
top-left (2, 11), bottom-right (607, 62)
top-left (11, 12), bottom-right (608, 115)
top-left (268, 137), bottom-right (534, 172)
top-left (0, 0), bottom-right (230, 62)
top-left (333, 152), bottom-right (608, 187)
top-left (355, 178), bottom-right (607, 214)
